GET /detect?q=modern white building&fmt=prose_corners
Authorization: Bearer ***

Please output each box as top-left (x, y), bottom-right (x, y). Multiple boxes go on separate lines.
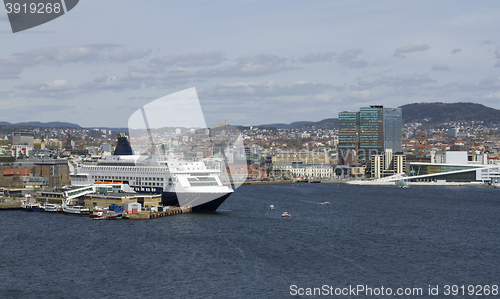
top-left (406, 151), bottom-right (499, 183)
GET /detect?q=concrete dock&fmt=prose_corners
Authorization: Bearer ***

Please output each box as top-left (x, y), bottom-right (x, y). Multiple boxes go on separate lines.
top-left (123, 206), bottom-right (191, 220)
top-left (0, 197), bottom-right (22, 210)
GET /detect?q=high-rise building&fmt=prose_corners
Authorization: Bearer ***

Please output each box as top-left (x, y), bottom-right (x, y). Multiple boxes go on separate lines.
top-left (338, 105), bottom-right (402, 165)
top-left (383, 108), bottom-right (403, 152)
top-left (359, 105), bottom-right (384, 163)
top-left (338, 111), bottom-right (359, 166)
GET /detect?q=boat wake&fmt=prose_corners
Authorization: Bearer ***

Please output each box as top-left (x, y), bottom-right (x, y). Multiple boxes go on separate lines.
top-left (300, 200), bottom-right (331, 205)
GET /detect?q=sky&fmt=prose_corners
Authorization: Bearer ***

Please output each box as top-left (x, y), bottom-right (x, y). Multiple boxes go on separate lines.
top-left (1, 1), bottom-right (500, 128)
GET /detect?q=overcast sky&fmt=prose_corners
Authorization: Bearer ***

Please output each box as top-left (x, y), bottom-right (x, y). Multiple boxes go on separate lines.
top-left (1, 1), bottom-right (499, 128)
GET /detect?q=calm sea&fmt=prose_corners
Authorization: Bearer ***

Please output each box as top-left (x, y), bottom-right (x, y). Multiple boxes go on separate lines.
top-left (1, 183), bottom-right (499, 298)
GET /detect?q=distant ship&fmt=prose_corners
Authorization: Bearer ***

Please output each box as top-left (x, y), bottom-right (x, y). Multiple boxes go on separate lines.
top-left (70, 134), bottom-right (234, 212)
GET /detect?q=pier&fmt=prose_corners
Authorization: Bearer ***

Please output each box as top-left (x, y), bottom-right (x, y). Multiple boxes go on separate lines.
top-left (0, 197), bottom-right (22, 210)
top-left (123, 206), bottom-right (191, 220)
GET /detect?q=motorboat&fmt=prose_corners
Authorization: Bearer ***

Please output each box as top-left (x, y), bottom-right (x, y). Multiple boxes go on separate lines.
top-left (89, 208), bottom-right (106, 219)
top-left (21, 202), bottom-right (40, 212)
top-left (63, 205), bottom-right (90, 216)
top-left (395, 179), bottom-right (410, 188)
top-left (40, 203), bottom-right (61, 212)
top-left (281, 212), bottom-right (291, 218)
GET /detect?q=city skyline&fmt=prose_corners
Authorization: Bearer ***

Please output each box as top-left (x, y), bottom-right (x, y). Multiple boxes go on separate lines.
top-left (1, 1), bottom-right (500, 127)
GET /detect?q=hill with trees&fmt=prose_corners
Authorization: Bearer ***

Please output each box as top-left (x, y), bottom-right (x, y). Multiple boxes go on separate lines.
top-left (400, 102), bottom-right (500, 124)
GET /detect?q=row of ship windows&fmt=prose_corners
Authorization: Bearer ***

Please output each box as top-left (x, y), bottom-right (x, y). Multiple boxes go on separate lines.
top-left (86, 166), bottom-right (166, 172)
top-left (188, 182), bottom-right (218, 186)
top-left (136, 182), bottom-right (164, 187)
top-left (91, 175), bottom-right (167, 181)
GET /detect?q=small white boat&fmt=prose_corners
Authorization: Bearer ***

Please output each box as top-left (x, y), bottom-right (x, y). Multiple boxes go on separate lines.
top-left (269, 205), bottom-right (275, 209)
top-left (281, 212), bottom-right (291, 218)
top-left (41, 203), bottom-right (61, 213)
top-left (321, 201), bottom-right (330, 205)
top-left (63, 205), bottom-right (90, 216)
top-left (21, 202), bottom-right (40, 212)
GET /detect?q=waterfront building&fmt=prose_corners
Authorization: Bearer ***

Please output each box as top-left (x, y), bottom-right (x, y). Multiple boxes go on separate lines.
top-left (271, 151), bottom-right (330, 165)
top-left (85, 193), bottom-right (161, 209)
top-left (338, 111), bottom-right (359, 166)
top-left (405, 151), bottom-right (499, 183)
top-left (22, 175), bottom-right (49, 188)
top-left (1, 168), bottom-right (32, 187)
top-left (405, 163), bottom-right (500, 183)
top-left (383, 108), bottom-right (403, 152)
top-left (272, 163), bottom-right (333, 179)
top-left (370, 149), bottom-right (406, 179)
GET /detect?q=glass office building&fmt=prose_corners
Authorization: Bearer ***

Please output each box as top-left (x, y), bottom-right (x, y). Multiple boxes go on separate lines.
top-left (338, 105), bottom-right (402, 165)
top-left (359, 106), bottom-right (384, 162)
top-left (338, 111), bottom-right (359, 165)
top-left (383, 108), bottom-right (402, 152)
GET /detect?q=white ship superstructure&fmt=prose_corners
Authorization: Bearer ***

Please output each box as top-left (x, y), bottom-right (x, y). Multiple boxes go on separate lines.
top-left (70, 154), bottom-right (234, 211)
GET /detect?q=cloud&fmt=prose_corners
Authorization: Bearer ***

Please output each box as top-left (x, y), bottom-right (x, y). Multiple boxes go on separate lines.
top-left (0, 56), bottom-right (26, 79)
top-left (427, 77), bottom-right (500, 97)
top-left (480, 40), bottom-right (494, 45)
top-left (14, 44), bottom-right (118, 64)
top-left (150, 51), bottom-right (226, 67)
top-left (0, 44), bottom-right (154, 79)
top-left (393, 43), bottom-right (430, 57)
top-left (79, 75), bottom-right (143, 92)
top-left (201, 81), bottom-right (331, 98)
top-left (495, 47), bottom-right (500, 59)
top-left (125, 53), bottom-right (295, 89)
top-left (15, 75), bottom-right (145, 98)
top-left (15, 79), bottom-right (78, 98)
top-left (299, 52), bottom-right (335, 63)
top-left (357, 74), bottom-right (387, 86)
top-left (483, 91), bottom-right (500, 100)
top-left (16, 79), bottom-right (73, 92)
top-left (495, 61), bottom-right (500, 68)
top-left (220, 54), bottom-right (293, 77)
top-left (336, 49), bottom-right (368, 68)
top-left (451, 48), bottom-right (461, 54)
top-left (392, 74), bottom-right (436, 86)
top-left (357, 73), bottom-right (436, 87)
top-left (348, 89), bottom-right (378, 100)
top-left (108, 49), bottom-right (152, 62)
top-left (1, 104), bottom-right (75, 120)
top-left (431, 63), bottom-right (450, 71)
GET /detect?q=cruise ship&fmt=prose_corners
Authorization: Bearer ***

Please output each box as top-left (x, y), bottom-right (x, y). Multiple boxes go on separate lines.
top-left (70, 134), bottom-right (234, 211)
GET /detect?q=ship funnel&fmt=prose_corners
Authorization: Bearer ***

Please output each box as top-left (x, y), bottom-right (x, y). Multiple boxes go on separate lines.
top-left (113, 133), bottom-right (133, 155)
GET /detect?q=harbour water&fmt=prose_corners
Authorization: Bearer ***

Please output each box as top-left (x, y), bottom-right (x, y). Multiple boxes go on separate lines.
top-left (1, 183), bottom-right (499, 298)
